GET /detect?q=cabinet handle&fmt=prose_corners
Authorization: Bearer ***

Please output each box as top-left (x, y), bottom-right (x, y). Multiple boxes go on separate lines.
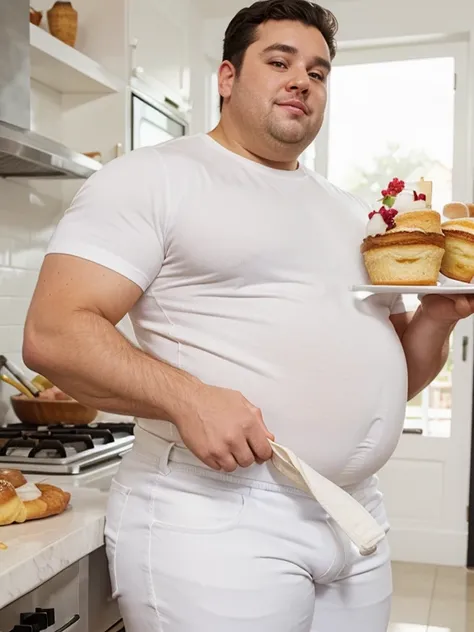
top-left (55, 615), bottom-right (80, 631)
top-left (462, 336), bottom-right (469, 361)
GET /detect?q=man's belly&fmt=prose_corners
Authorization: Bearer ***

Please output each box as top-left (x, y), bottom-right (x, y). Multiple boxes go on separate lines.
top-left (135, 295), bottom-right (408, 485)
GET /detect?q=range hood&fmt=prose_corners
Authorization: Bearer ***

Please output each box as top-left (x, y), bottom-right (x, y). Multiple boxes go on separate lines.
top-left (0, 0), bottom-right (101, 179)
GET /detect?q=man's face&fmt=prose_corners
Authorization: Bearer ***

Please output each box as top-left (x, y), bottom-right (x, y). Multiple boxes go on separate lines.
top-left (219, 20), bottom-right (332, 151)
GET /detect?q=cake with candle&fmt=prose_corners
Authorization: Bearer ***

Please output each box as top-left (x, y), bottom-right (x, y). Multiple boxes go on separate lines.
top-left (361, 178), bottom-right (445, 285)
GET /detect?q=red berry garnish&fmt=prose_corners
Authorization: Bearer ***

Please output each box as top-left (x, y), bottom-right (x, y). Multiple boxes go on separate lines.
top-left (379, 206), bottom-right (398, 229)
top-left (419, 193), bottom-right (426, 201)
top-left (384, 179), bottom-right (403, 197)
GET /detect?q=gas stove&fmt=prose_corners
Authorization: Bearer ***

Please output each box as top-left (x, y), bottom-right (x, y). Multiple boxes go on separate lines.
top-left (0, 422), bottom-right (135, 474)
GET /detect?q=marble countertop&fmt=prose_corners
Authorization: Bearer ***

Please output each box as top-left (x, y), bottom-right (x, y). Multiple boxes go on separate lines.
top-left (0, 460), bottom-right (120, 610)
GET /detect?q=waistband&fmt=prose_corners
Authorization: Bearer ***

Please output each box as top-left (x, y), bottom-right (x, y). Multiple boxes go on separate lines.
top-left (133, 423), bottom-right (310, 496)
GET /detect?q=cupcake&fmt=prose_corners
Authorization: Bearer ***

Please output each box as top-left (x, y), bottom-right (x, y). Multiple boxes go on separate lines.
top-left (361, 178), bottom-right (445, 285)
top-left (440, 218), bottom-right (474, 283)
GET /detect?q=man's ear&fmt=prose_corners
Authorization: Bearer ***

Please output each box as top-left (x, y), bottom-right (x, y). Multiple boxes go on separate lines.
top-left (218, 60), bottom-right (237, 102)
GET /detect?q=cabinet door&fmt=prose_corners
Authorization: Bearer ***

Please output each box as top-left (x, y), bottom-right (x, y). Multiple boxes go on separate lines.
top-left (129, 0), bottom-right (190, 102)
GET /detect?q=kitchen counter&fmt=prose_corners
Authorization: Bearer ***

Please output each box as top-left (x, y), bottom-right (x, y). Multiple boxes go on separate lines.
top-left (0, 460), bottom-right (119, 610)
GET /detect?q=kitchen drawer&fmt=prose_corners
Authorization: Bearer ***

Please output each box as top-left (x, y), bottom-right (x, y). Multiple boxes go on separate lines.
top-left (0, 559), bottom-right (84, 632)
top-left (0, 547), bottom-right (120, 632)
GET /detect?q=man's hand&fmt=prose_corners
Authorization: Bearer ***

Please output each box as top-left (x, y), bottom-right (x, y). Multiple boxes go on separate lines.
top-left (173, 384), bottom-right (275, 472)
top-left (420, 293), bottom-right (474, 324)
top-left (393, 292), bottom-right (474, 400)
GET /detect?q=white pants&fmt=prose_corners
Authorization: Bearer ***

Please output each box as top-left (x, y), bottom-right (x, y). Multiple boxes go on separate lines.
top-left (105, 427), bottom-right (392, 632)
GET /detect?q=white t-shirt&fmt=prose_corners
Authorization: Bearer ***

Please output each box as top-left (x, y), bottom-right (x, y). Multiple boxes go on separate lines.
top-left (48, 134), bottom-right (408, 486)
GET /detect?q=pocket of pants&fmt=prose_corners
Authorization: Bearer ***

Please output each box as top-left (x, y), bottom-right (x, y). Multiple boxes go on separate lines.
top-left (152, 470), bottom-right (246, 534)
top-left (104, 479), bottom-right (131, 598)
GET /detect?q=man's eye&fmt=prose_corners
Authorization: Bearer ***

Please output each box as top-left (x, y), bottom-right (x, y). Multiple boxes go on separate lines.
top-left (270, 61), bottom-right (287, 69)
top-left (309, 72), bottom-right (324, 81)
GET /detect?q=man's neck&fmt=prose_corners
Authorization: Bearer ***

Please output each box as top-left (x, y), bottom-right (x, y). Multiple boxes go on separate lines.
top-left (208, 122), bottom-right (299, 172)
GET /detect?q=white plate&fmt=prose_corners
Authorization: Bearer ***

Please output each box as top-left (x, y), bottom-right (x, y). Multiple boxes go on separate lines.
top-left (350, 284), bottom-right (474, 295)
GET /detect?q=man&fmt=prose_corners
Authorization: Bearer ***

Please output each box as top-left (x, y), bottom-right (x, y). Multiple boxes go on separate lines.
top-left (23, 1), bottom-right (474, 630)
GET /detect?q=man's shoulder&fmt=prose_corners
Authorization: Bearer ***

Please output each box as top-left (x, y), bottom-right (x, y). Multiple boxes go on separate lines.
top-left (145, 134), bottom-right (208, 162)
top-left (84, 135), bottom-right (206, 188)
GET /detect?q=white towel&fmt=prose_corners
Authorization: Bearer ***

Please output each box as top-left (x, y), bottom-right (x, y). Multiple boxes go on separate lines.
top-left (269, 441), bottom-right (386, 556)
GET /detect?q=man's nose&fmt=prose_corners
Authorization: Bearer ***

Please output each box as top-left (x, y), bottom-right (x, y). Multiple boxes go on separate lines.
top-left (286, 71), bottom-right (310, 93)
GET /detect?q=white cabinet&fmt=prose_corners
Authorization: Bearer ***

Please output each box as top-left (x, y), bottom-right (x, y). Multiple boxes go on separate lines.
top-left (128, 0), bottom-right (191, 106)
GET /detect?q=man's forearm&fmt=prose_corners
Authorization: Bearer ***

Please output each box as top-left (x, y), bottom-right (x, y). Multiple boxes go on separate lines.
top-left (401, 307), bottom-right (455, 400)
top-left (23, 309), bottom-right (201, 422)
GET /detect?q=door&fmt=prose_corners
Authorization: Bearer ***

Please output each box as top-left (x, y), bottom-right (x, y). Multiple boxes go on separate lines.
top-left (316, 41), bottom-right (473, 565)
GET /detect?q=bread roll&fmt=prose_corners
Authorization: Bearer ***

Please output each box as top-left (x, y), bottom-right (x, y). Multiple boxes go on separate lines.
top-left (466, 203), bottom-right (474, 218)
top-left (443, 202), bottom-right (469, 219)
top-left (0, 480), bottom-right (27, 525)
top-left (23, 484), bottom-right (71, 521)
top-left (0, 469), bottom-right (27, 489)
top-left (0, 474), bottom-right (70, 526)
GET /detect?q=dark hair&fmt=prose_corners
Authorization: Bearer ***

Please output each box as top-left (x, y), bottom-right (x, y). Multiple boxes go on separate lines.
top-left (220, 0), bottom-right (338, 108)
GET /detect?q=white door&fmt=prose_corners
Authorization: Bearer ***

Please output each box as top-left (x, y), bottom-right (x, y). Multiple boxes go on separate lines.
top-left (315, 41), bottom-right (473, 566)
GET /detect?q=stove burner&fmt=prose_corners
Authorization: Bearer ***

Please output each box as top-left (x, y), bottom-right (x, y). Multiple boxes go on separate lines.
top-left (29, 439), bottom-right (68, 459)
top-left (0, 422), bottom-right (135, 460)
top-left (27, 428), bottom-right (116, 444)
top-left (0, 422), bottom-right (134, 436)
top-left (0, 438), bottom-right (36, 456)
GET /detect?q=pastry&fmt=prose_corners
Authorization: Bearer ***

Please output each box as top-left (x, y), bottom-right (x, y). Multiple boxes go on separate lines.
top-left (440, 218), bottom-right (474, 283)
top-left (443, 202), bottom-right (469, 220)
top-left (0, 469), bottom-right (70, 526)
top-left (0, 480), bottom-right (26, 525)
top-left (0, 468), bottom-right (27, 488)
top-left (361, 178), bottom-right (445, 285)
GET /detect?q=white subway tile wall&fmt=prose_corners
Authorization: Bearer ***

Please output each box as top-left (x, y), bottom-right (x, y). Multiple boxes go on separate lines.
top-left (0, 82), bottom-right (66, 423)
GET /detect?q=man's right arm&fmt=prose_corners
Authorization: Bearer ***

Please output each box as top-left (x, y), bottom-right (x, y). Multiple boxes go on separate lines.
top-left (23, 253), bottom-right (273, 471)
top-left (23, 253), bottom-right (200, 422)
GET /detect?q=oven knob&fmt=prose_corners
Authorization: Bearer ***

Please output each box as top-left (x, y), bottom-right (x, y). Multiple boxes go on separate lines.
top-left (35, 609), bottom-right (55, 627)
top-left (19, 610), bottom-right (49, 630)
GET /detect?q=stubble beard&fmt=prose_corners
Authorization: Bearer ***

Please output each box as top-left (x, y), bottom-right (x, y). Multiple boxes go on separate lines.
top-left (265, 110), bottom-right (323, 150)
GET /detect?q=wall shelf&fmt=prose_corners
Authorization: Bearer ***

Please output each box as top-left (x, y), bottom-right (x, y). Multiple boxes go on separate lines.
top-left (29, 24), bottom-right (125, 95)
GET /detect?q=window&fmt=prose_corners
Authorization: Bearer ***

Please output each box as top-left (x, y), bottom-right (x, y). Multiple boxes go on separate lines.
top-left (326, 46), bottom-right (462, 437)
top-left (327, 56), bottom-right (455, 211)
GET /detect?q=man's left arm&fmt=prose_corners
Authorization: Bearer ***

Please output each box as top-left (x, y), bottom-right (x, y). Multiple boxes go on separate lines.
top-left (390, 294), bottom-right (474, 401)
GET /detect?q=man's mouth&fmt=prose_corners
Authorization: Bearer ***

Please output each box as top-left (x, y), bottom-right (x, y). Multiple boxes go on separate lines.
top-left (277, 100), bottom-right (309, 116)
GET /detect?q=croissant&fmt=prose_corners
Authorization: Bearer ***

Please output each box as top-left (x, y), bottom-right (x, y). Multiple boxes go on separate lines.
top-left (0, 469), bottom-right (70, 526)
